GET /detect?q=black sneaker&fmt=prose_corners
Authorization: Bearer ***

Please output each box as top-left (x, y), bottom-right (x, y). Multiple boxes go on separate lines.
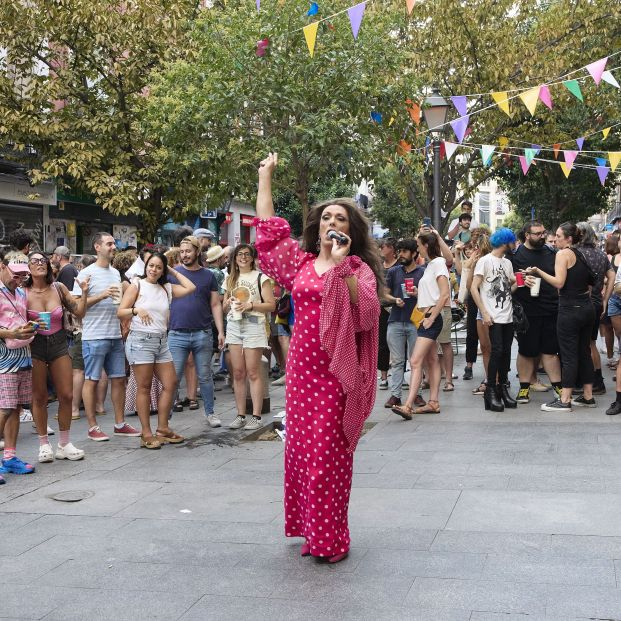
top-left (592, 383), bottom-right (606, 395)
top-left (606, 401), bottom-right (621, 416)
top-left (541, 398), bottom-right (572, 412)
top-left (571, 396), bottom-right (596, 408)
top-left (463, 366), bottom-right (473, 380)
top-left (572, 386), bottom-right (584, 396)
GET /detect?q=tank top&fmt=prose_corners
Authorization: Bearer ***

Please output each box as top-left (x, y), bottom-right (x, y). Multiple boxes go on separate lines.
top-left (560, 249), bottom-right (591, 300)
top-left (129, 279), bottom-right (172, 335)
top-left (26, 285), bottom-right (64, 335)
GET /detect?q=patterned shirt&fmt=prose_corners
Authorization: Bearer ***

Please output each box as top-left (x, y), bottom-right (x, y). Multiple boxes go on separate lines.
top-left (0, 285), bottom-right (32, 373)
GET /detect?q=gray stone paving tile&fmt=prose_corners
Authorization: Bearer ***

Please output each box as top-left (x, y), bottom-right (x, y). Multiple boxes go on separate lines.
top-left (381, 457), bottom-right (471, 476)
top-left (545, 584), bottom-right (621, 618)
top-left (431, 530), bottom-right (551, 556)
top-left (0, 512), bottom-right (40, 532)
top-left (354, 548), bottom-right (486, 580)
top-left (0, 530), bottom-right (55, 557)
top-left (0, 584), bottom-right (57, 619)
top-left (506, 474), bottom-right (606, 493)
top-left (348, 526), bottom-right (437, 550)
top-left (445, 490), bottom-right (621, 536)
top-left (469, 614), bottom-right (583, 621)
top-left (352, 470), bottom-right (417, 489)
top-left (404, 577), bottom-right (547, 614)
top-left (324, 603), bottom-right (471, 621)
top-left (11, 514), bottom-right (132, 538)
top-left (0, 550), bottom-right (65, 583)
top-left (349, 487), bottom-right (460, 529)
top-left (549, 534), bottom-right (621, 559)
top-left (482, 553), bottom-right (615, 586)
top-left (414, 473), bottom-right (509, 491)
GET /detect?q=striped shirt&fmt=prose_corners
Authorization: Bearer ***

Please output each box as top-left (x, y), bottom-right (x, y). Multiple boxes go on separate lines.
top-left (0, 285), bottom-right (32, 373)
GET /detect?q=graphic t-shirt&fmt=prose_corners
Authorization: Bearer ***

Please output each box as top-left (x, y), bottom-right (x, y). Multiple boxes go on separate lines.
top-left (0, 285), bottom-right (32, 373)
top-left (224, 270), bottom-right (270, 323)
top-left (474, 253), bottom-right (514, 324)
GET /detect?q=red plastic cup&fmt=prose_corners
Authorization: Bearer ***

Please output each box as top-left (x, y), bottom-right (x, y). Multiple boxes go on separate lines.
top-left (515, 272), bottom-right (525, 287)
top-left (404, 278), bottom-right (415, 294)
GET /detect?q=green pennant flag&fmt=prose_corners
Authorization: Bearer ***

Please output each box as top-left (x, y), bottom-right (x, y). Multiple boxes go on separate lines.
top-left (563, 79), bottom-right (583, 102)
top-left (524, 148), bottom-right (537, 166)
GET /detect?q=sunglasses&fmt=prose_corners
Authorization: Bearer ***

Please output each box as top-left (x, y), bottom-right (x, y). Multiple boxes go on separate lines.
top-left (29, 257), bottom-right (49, 265)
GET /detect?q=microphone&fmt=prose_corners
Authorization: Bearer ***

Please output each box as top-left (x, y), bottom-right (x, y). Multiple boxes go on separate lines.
top-left (327, 230), bottom-right (348, 246)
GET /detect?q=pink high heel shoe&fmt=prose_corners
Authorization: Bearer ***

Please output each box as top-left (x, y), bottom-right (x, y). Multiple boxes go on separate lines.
top-left (327, 551), bottom-right (348, 564)
top-left (300, 542), bottom-right (311, 557)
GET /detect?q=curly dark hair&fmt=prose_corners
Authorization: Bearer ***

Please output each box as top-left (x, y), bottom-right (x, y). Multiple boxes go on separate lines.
top-left (301, 198), bottom-right (383, 293)
top-left (23, 251), bottom-right (53, 286)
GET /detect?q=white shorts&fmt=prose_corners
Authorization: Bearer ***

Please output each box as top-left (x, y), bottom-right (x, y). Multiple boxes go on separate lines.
top-left (225, 317), bottom-right (268, 349)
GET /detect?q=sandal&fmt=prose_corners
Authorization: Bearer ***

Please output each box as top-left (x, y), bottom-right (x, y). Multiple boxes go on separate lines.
top-left (140, 435), bottom-right (161, 450)
top-left (472, 381), bottom-right (487, 395)
top-left (156, 429), bottom-right (185, 444)
top-left (188, 400), bottom-right (199, 410)
top-left (443, 382), bottom-right (455, 392)
top-left (414, 400), bottom-right (440, 414)
top-left (421, 381), bottom-right (430, 390)
top-left (391, 404), bottom-right (415, 420)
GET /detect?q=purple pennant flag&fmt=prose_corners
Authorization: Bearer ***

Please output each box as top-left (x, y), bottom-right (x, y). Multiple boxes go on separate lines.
top-left (347, 2), bottom-right (366, 39)
top-left (531, 144), bottom-right (541, 155)
top-left (576, 137), bottom-right (585, 151)
top-left (450, 115), bottom-right (470, 143)
top-left (596, 166), bottom-right (610, 186)
top-left (256, 0), bottom-right (260, 11)
top-left (451, 96), bottom-right (468, 117)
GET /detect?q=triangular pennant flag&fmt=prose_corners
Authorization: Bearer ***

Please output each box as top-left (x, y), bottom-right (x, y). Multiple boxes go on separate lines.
top-left (596, 166), bottom-right (610, 186)
top-left (563, 79), bottom-right (583, 102)
top-left (480, 145), bottom-right (495, 166)
top-left (405, 99), bottom-right (420, 125)
top-left (560, 162), bottom-right (572, 178)
top-left (519, 86), bottom-right (540, 115)
top-left (347, 2), bottom-right (366, 40)
top-left (450, 115), bottom-right (469, 143)
top-left (370, 111), bottom-right (382, 123)
top-left (531, 144), bottom-right (541, 155)
top-left (576, 137), bottom-right (585, 151)
top-left (406, 0), bottom-right (416, 15)
top-left (602, 71), bottom-right (620, 89)
top-left (603, 127), bottom-right (611, 139)
top-left (256, 0), bottom-right (260, 11)
top-left (444, 141), bottom-right (459, 160)
top-left (553, 143), bottom-right (561, 159)
top-left (586, 57), bottom-right (608, 85)
top-left (539, 84), bottom-right (553, 109)
top-left (439, 142), bottom-right (446, 159)
top-left (396, 140), bottom-right (411, 156)
top-left (498, 136), bottom-right (509, 149)
top-left (303, 22), bottom-right (319, 57)
top-left (596, 157), bottom-right (608, 167)
top-left (451, 96), bottom-right (468, 117)
top-left (524, 148), bottom-right (537, 166)
top-left (563, 150), bottom-right (578, 169)
top-left (519, 155), bottom-right (531, 175)
top-left (609, 152), bottom-right (621, 172)
top-left (491, 91), bottom-right (511, 116)
top-left (307, 2), bottom-right (319, 16)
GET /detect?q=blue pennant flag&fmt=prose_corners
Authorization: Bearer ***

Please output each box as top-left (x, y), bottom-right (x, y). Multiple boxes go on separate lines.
top-left (307, 2), bottom-right (319, 16)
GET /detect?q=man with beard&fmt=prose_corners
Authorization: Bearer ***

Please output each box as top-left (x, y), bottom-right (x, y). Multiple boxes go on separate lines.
top-left (510, 221), bottom-right (562, 404)
top-left (168, 236), bottom-right (225, 427)
top-left (383, 239), bottom-right (426, 409)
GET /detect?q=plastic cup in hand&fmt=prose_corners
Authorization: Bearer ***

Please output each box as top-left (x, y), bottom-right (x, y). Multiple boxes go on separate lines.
top-left (38, 312), bottom-right (51, 330)
top-left (231, 285), bottom-right (252, 321)
top-left (404, 278), bottom-right (415, 295)
top-left (530, 277), bottom-right (541, 297)
top-left (110, 285), bottom-right (122, 305)
top-left (515, 272), bottom-right (525, 287)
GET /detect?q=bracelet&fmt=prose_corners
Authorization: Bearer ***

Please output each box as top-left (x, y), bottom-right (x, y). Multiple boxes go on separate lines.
top-left (132, 308), bottom-right (137, 316)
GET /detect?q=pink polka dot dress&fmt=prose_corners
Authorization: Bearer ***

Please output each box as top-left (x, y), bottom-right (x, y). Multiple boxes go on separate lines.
top-left (255, 217), bottom-right (380, 558)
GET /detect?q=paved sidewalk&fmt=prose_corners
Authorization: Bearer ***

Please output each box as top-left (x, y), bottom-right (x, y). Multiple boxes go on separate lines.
top-left (3, 352), bottom-right (621, 620)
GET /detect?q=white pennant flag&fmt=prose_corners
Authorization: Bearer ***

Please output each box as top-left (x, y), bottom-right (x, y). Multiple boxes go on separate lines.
top-left (602, 70), bottom-right (620, 89)
top-left (444, 141), bottom-right (459, 160)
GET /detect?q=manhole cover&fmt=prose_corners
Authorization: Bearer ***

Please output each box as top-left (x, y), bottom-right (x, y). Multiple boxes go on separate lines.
top-left (48, 490), bottom-right (94, 502)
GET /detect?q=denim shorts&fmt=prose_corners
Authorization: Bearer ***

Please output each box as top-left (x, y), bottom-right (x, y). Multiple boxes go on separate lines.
top-left (608, 295), bottom-right (621, 317)
top-left (417, 314), bottom-right (443, 341)
top-left (82, 338), bottom-right (126, 381)
top-left (225, 316), bottom-right (268, 349)
top-left (125, 331), bottom-right (173, 366)
top-left (31, 330), bottom-right (68, 363)
top-left (275, 323), bottom-right (291, 338)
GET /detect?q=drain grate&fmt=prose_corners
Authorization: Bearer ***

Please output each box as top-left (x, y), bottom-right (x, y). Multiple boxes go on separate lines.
top-left (48, 490), bottom-right (94, 502)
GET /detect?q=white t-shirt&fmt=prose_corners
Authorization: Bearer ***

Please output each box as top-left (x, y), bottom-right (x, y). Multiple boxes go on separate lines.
top-left (417, 257), bottom-right (450, 308)
top-left (474, 253), bottom-right (514, 324)
top-left (130, 279), bottom-right (172, 335)
top-left (72, 263), bottom-right (121, 340)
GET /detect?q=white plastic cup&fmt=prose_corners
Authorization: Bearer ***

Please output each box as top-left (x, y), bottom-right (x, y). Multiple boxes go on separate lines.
top-left (530, 277), bottom-right (541, 297)
top-left (110, 285), bottom-right (122, 305)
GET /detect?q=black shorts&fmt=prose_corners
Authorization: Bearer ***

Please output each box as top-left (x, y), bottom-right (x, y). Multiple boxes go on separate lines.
top-left (516, 314), bottom-right (559, 358)
top-left (31, 330), bottom-right (69, 363)
top-left (591, 303), bottom-right (603, 341)
top-left (417, 313), bottom-right (443, 341)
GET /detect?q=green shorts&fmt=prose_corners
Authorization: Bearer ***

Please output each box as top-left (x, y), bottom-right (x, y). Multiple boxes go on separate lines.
top-left (70, 333), bottom-right (84, 371)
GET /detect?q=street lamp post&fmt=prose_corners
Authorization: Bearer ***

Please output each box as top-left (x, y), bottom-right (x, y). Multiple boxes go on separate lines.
top-left (422, 88), bottom-right (450, 231)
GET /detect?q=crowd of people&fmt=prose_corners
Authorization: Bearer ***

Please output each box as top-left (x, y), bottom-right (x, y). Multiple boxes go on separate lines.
top-left (0, 155), bottom-right (617, 565)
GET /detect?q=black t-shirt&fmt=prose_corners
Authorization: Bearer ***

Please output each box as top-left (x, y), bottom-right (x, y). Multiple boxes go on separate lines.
top-left (56, 263), bottom-right (79, 290)
top-left (510, 244), bottom-right (558, 316)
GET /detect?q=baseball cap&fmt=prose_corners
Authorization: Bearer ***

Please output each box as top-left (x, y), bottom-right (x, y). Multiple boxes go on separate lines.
top-left (6, 253), bottom-right (30, 274)
top-left (180, 235), bottom-right (200, 250)
top-left (53, 245), bottom-right (71, 258)
top-left (193, 228), bottom-right (215, 240)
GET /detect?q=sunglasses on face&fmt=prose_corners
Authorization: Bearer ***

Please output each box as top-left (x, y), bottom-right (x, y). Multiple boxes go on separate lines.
top-left (29, 257), bottom-right (49, 265)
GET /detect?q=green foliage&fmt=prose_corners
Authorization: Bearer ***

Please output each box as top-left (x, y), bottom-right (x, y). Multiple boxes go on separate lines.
top-left (501, 210), bottom-right (527, 235)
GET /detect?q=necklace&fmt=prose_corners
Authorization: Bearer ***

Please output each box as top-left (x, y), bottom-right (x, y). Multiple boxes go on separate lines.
top-left (31, 286), bottom-right (50, 293)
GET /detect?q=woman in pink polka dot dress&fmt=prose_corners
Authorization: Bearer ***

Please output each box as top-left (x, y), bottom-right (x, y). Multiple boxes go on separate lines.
top-left (253, 154), bottom-right (382, 563)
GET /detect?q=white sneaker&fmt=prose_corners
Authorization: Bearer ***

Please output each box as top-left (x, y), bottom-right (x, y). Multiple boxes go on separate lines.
top-left (38, 444), bottom-right (55, 463)
top-left (243, 417), bottom-right (262, 431)
top-left (206, 414), bottom-right (222, 428)
top-left (228, 415), bottom-right (246, 429)
top-left (20, 409), bottom-right (33, 423)
top-left (55, 442), bottom-right (85, 461)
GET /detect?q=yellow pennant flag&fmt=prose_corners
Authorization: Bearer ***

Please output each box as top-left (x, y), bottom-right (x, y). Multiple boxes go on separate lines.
top-left (491, 91), bottom-right (511, 116)
top-left (498, 136), bottom-right (509, 149)
top-left (303, 22), bottom-right (319, 57)
top-left (603, 127), bottom-right (611, 140)
top-left (609, 152), bottom-right (621, 172)
top-left (560, 162), bottom-right (572, 178)
top-left (519, 86), bottom-right (540, 116)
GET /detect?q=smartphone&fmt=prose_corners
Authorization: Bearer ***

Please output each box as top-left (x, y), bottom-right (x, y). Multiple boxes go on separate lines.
top-left (422, 217), bottom-right (432, 227)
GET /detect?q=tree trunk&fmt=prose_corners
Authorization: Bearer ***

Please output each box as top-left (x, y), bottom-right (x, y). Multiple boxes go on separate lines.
top-left (141, 187), bottom-right (163, 243)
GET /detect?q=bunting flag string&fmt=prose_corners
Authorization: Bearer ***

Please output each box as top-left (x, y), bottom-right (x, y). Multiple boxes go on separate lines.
top-left (519, 86), bottom-right (540, 115)
top-left (602, 71), bottom-right (620, 88)
top-left (563, 79), bottom-right (584, 102)
top-left (303, 21), bottom-right (319, 57)
top-left (406, 0), bottom-right (416, 14)
top-left (347, 2), bottom-right (366, 39)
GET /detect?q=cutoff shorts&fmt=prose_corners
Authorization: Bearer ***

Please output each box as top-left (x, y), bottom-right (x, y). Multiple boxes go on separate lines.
top-left (125, 331), bottom-right (173, 366)
top-left (225, 316), bottom-right (269, 349)
top-left (31, 330), bottom-right (68, 363)
top-left (417, 313), bottom-right (443, 341)
top-left (608, 295), bottom-right (621, 317)
top-left (0, 369), bottom-right (32, 410)
top-left (69, 333), bottom-right (84, 371)
top-left (82, 338), bottom-right (126, 381)
top-left (437, 307), bottom-right (453, 345)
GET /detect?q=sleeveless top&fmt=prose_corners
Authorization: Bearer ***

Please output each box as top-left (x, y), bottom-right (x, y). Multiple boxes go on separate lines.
top-left (129, 279), bottom-right (173, 335)
top-left (26, 285), bottom-right (64, 335)
top-left (560, 249), bottom-right (591, 300)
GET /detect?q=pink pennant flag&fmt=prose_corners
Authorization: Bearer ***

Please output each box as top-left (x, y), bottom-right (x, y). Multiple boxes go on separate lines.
top-left (563, 150), bottom-right (578, 168)
top-left (576, 137), bottom-right (585, 151)
top-left (451, 96), bottom-right (468, 117)
top-left (596, 166), bottom-right (610, 186)
top-left (586, 57), bottom-right (608, 85)
top-left (539, 84), bottom-right (553, 109)
top-left (450, 115), bottom-right (469, 143)
top-left (347, 2), bottom-right (366, 40)
top-left (519, 155), bottom-right (531, 175)
top-left (444, 141), bottom-right (459, 160)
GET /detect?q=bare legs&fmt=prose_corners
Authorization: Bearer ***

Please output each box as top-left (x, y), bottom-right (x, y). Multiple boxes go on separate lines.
top-left (228, 345), bottom-right (264, 417)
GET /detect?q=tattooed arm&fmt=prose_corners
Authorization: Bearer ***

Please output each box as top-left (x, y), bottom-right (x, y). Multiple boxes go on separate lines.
top-left (58, 278), bottom-right (89, 319)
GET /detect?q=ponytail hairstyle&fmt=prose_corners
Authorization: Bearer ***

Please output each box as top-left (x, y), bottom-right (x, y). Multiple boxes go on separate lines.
top-left (417, 232), bottom-right (442, 260)
top-left (558, 222), bottom-right (582, 246)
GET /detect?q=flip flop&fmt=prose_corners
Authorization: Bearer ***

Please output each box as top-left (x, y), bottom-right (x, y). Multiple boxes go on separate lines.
top-left (443, 382), bottom-right (455, 392)
top-left (414, 401), bottom-right (440, 414)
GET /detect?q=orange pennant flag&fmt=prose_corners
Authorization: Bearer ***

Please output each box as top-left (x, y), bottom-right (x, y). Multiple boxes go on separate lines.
top-left (405, 99), bottom-right (421, 125)
top-left (303, 22), bottom-right (319, 57)
top-left (491, 91), bottom-right (511, 117)
top-left (609, 152), bottom-right (621, 172)
top-left (397, 140), bottom-right (412, 156)
top-left (406, 0), bottom-right (416, 15)
top-left (560, 162), bottom-right (572, 178)
top-left (553, 143), bottom-right (561, 159)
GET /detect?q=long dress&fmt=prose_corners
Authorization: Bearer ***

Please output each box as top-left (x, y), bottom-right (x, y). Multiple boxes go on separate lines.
top-left (255, 217), bottom-right (379, 557)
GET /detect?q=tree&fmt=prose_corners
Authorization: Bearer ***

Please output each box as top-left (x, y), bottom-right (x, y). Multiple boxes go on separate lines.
top-left (144, 0), bottom-right (420, 223)
top-left (0, 0), bottom-right (201, 239)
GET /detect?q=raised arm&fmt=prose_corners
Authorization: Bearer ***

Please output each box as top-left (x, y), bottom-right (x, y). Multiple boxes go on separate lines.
top-left (169, 267), bottom-right (196, 299)
top-left (256, 153), bottom-right (278, 220)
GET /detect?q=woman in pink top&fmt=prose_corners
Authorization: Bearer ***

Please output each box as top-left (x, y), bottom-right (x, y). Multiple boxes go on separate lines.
top-left (24, 252), bottom-right (88, 464)
top-left (254, 154), bottom-right (381, 563)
